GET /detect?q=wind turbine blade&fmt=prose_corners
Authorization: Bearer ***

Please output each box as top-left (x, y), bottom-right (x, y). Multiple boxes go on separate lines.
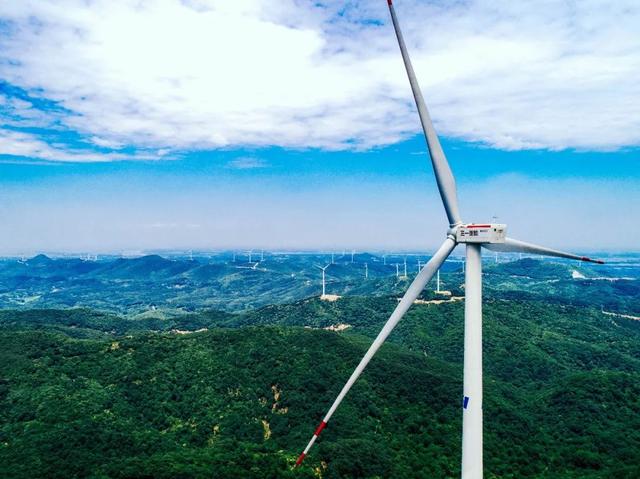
top-left (483, 237), bottom-right (605, 264)
top-left (387, 1), bottom-right (462, 227)
top-left (295, 237), bottom-right (456, 467)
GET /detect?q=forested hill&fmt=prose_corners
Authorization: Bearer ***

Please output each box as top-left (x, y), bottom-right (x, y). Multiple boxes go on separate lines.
top-left (1, 254), bottom-right (637, 316)
top-left (1, 296), bottom-right (639, 478)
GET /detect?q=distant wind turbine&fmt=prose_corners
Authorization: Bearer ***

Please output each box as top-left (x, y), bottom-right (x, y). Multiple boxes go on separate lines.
top-left (364, 263), bottom-right (368, 280)
top-left (315, 263), bottom-right (331, 297)
top-left (236, 261), bottom-right (260, 271)
top-left (296, 1), bottom-right (605, 475)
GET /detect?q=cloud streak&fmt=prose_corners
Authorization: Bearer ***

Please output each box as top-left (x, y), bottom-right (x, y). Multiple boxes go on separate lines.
top-left (1, 0), bottom-right (639, 161)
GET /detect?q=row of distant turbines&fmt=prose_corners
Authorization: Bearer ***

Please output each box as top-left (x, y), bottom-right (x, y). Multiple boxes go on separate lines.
top-left (315, 256), bottom-right (463, 297)
top-left (228, 248), bottom-right (518, 268)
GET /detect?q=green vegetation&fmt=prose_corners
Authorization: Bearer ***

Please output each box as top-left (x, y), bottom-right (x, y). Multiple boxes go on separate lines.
top-left (1, 294), bottom-right (639, 478)
top-left (1, 255), bottom-right (637, 317)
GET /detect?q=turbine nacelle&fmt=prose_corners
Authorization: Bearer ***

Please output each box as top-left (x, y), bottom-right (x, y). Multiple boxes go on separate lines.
top-left (455, 223), bottom-right (507, 244)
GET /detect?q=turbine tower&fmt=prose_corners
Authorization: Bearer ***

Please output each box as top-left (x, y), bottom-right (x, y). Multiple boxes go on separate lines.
top-left (315, 263), bottom-right (331, 297)
top-left (295, 1), bottom-right (604, 475)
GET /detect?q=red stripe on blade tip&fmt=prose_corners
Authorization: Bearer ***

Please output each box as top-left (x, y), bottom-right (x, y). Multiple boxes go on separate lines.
top-left (295, 452), bottom-right (306, 466)
top-left (314, 421), bottom-right (327, 436)
top-left (581, 256), bottom-right (605, 264)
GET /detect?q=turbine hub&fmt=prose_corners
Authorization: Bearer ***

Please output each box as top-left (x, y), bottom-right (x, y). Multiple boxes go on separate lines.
top-left (456, 223), bottom-right (507, 244)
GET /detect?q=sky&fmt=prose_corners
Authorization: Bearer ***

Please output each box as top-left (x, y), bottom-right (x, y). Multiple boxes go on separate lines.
top-left (0, 0), bottom-right (639, 254)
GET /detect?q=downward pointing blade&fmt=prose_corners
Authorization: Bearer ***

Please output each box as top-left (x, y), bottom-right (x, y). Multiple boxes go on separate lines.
top-left (483, 237), bottom-right (605, 264)
top-left (387, 1), bottom-right (462, 227)
top-left (295, 237), bottom-right (457, 467)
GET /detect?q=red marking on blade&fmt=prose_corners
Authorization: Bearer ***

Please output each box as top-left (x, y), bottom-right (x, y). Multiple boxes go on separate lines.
top-left (581, 256), bottom-right (605, 264)
top-left (295, 452), bottom-right (306, 467)
top-left (314, 421), bottom-right (327, 436)
top-left (466, 224), bottom-right (491, 228)
top-left (388, 0), bottom-right (393, 6)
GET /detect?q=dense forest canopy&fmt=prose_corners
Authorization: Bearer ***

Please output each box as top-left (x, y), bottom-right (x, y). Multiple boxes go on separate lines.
top-left (1, 254), bottom-right (639, 477)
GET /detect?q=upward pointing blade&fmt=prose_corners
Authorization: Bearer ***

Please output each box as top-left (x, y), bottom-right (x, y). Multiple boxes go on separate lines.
top-left (483, 237), bottom-right (605, 264)
top-left (388, 0), bottom-right (462, 227)
top-left (295, 237), bottom-right (457, 467)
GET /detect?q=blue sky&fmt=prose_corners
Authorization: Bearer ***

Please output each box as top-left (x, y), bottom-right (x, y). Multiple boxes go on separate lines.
top-left (1, 1), bottom-right (639, 254)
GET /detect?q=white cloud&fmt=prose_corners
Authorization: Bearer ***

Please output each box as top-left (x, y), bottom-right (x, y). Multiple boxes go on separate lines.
top-left (0, 0), bottom-right (639, 160)
top-left (89, 136), bottom-right (124, 149)
top-left (0, 129), bottom-right (161, 162)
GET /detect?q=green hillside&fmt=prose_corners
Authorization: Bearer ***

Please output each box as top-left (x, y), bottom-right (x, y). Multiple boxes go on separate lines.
top-left (1, 255), bottom-right (637, 317)
top-left (1, 297), bottom-right (639, 478)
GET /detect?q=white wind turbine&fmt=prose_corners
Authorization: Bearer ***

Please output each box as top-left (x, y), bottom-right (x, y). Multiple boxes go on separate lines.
top-left (315, 263), bottom-right (331, 297)
top-left (296, 1), bottom-right (604, 475)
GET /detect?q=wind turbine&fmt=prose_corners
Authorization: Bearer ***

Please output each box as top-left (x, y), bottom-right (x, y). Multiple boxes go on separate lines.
top-left (236, 261), bottom-right (260, 270)
top-left (295, 1), bottom-right (604, 475)
top-left (364, 262), bottom-right (368, 280)
top-left (315, 263), bottom-right (331, 297)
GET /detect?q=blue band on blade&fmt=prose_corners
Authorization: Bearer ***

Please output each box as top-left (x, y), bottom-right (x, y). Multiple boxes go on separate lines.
top-left (463, 396), bottom-right (469, 409)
